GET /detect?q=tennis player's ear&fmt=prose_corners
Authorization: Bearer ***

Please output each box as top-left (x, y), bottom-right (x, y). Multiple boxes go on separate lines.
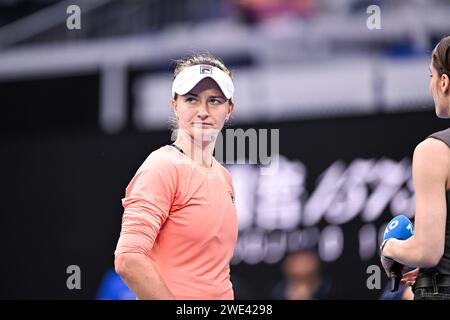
top-left (171, 98), bottom-right (178, 113)
top-left (441, 74), bottom-right (449, 94)
top-left (227, 100), bottom-right (235, 118)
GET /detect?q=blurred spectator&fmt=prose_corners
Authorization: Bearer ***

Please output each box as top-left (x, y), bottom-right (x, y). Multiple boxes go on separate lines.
top-left (97, 267), bottom-right (136, 300)
top-left (379, 283), bottom-right (414, 300)
top-left (231, 0), bottom-right (317, 25)
top-left (272, 249), bottom-right (331, 300)
top-left (379, 266), bottom-right (415, 300)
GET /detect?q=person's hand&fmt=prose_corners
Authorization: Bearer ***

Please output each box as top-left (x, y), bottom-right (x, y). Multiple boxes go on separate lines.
top-left (400, 268), bottom-right (419, 286)
top-left (379, 239), bottom-right (394, 277)
top-left (380, 255), bottom-right (395, 278)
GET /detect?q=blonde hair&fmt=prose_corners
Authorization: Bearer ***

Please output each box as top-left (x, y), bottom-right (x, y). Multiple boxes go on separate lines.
top-left (173, 52), bottom-right (233, 80)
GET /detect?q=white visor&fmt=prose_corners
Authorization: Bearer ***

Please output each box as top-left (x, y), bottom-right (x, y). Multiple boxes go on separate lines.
top-left (172, 64), bottom-right (234, 100)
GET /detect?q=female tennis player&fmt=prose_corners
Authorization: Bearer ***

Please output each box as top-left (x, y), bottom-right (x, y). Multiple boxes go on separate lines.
top-left (114, 53), bottom-right (237, 299)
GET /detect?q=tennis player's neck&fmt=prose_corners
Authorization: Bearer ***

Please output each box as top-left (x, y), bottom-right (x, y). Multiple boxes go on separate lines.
top-left (174, 137), bottom-right (215, 168)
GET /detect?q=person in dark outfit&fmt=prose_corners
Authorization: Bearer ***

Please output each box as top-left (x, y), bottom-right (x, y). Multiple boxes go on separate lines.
top-left (380, 35), bottom-right (450, 300)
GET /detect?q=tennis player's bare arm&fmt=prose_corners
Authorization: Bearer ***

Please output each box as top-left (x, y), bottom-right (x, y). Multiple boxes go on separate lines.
top-left (115, 252), bottom-right (175, 300)
top-left (384, 138), bottom-right (449, 267)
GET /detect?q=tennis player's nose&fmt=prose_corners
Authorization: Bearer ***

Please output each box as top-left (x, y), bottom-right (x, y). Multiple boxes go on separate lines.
top-left (197, 102), bottom-right (210, 119)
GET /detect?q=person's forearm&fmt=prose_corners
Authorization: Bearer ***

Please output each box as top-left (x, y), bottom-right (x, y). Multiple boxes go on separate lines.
top-left (115, 253), bottom-right (175, 300)
top-left (384, 236), bottom-right (440, 268)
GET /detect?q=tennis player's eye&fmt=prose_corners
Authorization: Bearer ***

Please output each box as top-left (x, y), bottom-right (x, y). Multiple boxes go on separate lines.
top-left (186, 97), bottom-right (197, 103)
top-left (209, 98), bottom-right (226, 105)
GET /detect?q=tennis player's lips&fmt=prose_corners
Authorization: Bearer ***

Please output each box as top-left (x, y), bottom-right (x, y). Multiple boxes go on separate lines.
top-left (192, 122), bottom-right (213, 127)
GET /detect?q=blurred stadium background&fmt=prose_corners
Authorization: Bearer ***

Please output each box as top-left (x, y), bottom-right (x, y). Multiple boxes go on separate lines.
top-left (1, 0), bottom-right (450, 299)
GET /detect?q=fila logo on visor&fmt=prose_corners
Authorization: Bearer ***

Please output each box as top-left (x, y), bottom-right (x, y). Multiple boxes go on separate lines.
top-left (200, 65), bottom-right (212, 74)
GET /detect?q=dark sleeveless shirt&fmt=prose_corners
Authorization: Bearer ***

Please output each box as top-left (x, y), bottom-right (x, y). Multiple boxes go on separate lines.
top-left (421, 128), bottom-right (450, 275)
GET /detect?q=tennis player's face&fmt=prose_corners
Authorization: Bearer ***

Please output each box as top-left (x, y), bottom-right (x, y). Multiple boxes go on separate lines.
top-left (429, 63), bottom-right (450, 118)
top-left (173, 78), bottom-right (234, 142)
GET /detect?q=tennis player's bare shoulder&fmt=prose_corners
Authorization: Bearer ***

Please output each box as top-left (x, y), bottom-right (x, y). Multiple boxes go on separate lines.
top-left (414, 137), bottom-right (450, 159)
top-left (413, 138), bottom-right (450, 188)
